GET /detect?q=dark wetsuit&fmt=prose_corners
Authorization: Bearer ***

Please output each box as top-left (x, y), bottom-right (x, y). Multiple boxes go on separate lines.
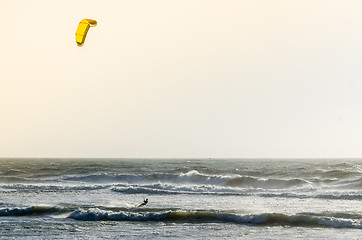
top-left (139, 199), bottom-right (148, 207)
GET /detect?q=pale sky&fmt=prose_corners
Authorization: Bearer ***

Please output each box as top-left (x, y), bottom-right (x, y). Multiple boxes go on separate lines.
top-left (1, 0), bottom-right (362, 158)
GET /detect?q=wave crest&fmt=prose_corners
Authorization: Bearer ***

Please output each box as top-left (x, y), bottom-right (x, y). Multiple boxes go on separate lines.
top-left (64, 171), bottom-right (310, 190)
top-left (67, 208), bottom-right (362, 228)
top-left (0, 206), bottom-right (64, 216)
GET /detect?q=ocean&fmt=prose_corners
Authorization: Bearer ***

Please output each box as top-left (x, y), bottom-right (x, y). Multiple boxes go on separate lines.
top-left (0, 158), bottom-right (361, 239)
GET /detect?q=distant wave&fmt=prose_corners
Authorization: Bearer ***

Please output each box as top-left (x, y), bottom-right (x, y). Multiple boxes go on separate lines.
top-left (0, 176), bottom-right (32, 183)
top-left (110, 183), bottom-right (245, 196)
top-left (68, 208), bottom-right (362, 229)
top-left (333, 177), bottom-right (362, 190)
top-left (111, 185), bottom-right (362, 200)
top-left (2, 182), bottom-right (361, 201)
top-left (63, 170), bottom-right (311, 190)
top-left (311, 168), bottom-right (362, 179)
top-left (224, 176), bottom-right (309, 189)
top-left (1, 183), bottom-right (108, 192)
top-left (260, 192), bottom-right (362, 201)
top-left (2, 158), bottom-right (361, 183)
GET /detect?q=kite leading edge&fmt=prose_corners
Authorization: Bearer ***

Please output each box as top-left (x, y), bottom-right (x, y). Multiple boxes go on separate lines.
top-left (75, 19), bottom-right (97, 47)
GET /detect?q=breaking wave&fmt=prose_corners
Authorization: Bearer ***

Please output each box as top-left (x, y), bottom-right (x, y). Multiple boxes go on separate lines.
top-left (3, 205), bottom-right (361, 229)
top-left (64, 170), bottom-right (311, 190)
top-left (0, 206), bottom-right (66, 216)
top-left (68, 208), bottom-right (362, 229)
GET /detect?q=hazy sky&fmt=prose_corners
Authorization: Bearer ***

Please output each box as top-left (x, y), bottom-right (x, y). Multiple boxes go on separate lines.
top-left (1, 0), bottom-right (362, 158)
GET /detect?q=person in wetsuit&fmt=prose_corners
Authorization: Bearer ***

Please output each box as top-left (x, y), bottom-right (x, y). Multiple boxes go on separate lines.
top-left (139, 198), bottom-right (148, 207)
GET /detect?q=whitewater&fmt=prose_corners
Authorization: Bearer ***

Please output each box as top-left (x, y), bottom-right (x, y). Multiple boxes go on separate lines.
top-left (0, 158), bottom-right (361, 239)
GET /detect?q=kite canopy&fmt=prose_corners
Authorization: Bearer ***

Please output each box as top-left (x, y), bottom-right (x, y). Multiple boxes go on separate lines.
top-left (75, 19), bottom-right (97, 47)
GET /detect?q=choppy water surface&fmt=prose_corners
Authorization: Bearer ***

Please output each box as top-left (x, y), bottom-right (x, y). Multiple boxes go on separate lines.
top-left (0, 158), bottom-right (361, 239)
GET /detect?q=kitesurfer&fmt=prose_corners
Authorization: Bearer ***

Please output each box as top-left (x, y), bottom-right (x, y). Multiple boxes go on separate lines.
top-left (139, 198), bottom-right (148, 207)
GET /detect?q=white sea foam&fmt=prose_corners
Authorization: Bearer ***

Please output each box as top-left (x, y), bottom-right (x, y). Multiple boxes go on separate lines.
top-left (68, 208), bottom-right (169, 221)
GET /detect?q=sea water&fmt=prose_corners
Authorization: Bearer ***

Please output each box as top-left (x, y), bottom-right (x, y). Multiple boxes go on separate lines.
top-left (0, 158), bottom-right (361, 239)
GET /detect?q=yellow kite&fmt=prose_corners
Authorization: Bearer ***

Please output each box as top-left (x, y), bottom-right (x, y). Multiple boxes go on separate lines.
top-left (75, 19), bottom-right (97, 47)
